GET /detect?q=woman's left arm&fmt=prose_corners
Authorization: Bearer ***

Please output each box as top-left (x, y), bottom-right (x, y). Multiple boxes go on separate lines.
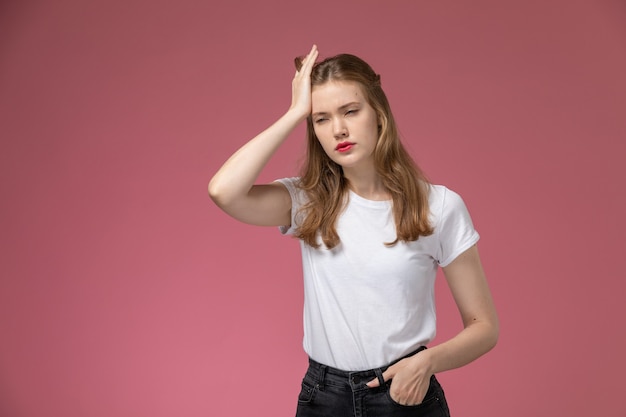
top-left (367, 244), bottom-right (498, 405)
top-left (424, 243), bottom-right (499, 371)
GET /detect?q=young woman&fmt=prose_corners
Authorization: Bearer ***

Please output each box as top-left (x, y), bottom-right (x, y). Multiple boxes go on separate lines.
top-left (209, 45), bottom-right (499, 417)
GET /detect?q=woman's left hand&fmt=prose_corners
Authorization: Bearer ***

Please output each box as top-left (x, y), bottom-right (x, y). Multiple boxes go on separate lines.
top-left (366, 353), bottom-right (433, 406)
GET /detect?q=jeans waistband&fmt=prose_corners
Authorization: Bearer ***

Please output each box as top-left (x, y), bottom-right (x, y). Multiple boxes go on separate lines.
top-left (306, 346), bottom-right (427, 389)
top-left (308, 346), bottom-right (427, 376)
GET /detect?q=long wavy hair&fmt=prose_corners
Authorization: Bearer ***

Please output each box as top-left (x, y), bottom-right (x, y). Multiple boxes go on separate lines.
top-left (294, 53), bottom-right (433, 249)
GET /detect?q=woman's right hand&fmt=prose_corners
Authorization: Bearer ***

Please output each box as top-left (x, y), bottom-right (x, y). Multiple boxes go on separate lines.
top-left (289, 45), bottom-right (318, 119)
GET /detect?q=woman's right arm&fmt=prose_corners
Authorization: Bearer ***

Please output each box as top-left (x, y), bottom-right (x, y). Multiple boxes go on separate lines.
top-left (208, 45), bottom-right (318, 227)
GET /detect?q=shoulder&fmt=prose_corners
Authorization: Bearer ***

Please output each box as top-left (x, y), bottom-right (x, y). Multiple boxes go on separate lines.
top-left (428, 184), bottom-right (466, 207)
top-left (274, 176), bottom-right (300, 190)
top-left (274, 177), bottom-right (306, 205)
top-left (427, 184), bottom-right (473, 224)
top-left (428, 184), bottom-right (480, 265)
top-left (274, 176), bottom-right (301, 195)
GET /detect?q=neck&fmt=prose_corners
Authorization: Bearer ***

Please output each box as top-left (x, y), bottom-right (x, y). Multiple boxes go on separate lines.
top-left (343, 166), bottom-right (389, 201)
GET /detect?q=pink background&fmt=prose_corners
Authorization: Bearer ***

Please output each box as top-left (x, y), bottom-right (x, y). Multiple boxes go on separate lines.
top-left (1, 1), bottom-right (625, 416)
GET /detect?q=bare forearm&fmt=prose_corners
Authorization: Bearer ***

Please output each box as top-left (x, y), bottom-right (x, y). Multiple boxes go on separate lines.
top-left (418, 245), bottom-right (499, 374)
top-left (208, 109), bottom-right (305, 205)
top-left (422, 319), bottom-right (499, 374)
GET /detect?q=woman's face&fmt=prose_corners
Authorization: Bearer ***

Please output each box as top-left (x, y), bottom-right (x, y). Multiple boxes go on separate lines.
top-left (311, 80), bottom-right (380, 172)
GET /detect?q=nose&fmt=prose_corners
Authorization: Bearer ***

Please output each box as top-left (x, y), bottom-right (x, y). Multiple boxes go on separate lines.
top-left (333, 119), bottom-right (348, 139)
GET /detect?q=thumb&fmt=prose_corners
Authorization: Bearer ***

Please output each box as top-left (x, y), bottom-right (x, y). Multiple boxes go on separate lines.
top-left (366, 367), bottom-right (394, 388)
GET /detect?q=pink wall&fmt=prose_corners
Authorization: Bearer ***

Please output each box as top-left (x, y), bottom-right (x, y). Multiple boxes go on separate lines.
top-left (1, 1), bottom-right (625, 416)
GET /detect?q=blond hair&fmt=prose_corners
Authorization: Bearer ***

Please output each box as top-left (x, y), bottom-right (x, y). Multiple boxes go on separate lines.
top-left (294, 53), bottom-right (433, 249)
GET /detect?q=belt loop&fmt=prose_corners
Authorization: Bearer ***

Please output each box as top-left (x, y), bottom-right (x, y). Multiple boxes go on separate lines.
top-left (374, 368), bottom-right (385, 387)
top-left (318, 365), bottom-right (327, 391)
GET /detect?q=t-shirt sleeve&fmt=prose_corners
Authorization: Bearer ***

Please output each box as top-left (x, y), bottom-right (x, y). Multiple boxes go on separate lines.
top-left (436, 187), bottom-right (480, 267)
top-left (273, 177), bottom-right (301, 236)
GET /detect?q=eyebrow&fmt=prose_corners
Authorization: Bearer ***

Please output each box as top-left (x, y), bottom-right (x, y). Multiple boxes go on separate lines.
top-left (312, 101), bottom-right (361, 117)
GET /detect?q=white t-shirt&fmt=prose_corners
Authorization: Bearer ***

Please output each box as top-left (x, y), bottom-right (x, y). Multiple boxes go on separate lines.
top-left (276, 178), bottom-right (480, 371)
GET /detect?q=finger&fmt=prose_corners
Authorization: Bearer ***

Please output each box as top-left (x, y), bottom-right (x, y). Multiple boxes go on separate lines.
top-left (366, 368), bottom-right (393, 388)
top-left (301, 45), bottom-right (318, 71)
top-left (294, 45), bottom-right (317, 73)
top-left (304, 44), bottom-right (317, 61)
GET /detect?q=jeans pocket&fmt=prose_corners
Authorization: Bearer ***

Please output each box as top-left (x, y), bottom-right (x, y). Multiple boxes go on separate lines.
top-left (385, 388), bottom-right (439, 409)
top-left (297, 379), bottom-right (317, 405)
top-left (384, 377), bottom-right (449, 416)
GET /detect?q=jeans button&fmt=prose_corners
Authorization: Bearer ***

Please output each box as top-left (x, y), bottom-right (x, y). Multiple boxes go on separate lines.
top-left (352, 375), bottom-right (361, 384)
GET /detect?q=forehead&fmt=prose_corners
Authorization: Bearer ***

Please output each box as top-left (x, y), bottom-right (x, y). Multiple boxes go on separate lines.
top-left (311, 80), bottom-right (366, 113)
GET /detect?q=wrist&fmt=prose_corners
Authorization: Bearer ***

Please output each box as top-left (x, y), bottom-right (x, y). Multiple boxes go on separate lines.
top-left (285, 106), bottom-right (310, 124)
top-left (407, 348), bottom-right (436, 375)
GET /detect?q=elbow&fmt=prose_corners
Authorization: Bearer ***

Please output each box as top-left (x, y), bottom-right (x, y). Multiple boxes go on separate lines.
top-left (479, 304), bottom-right (500, 353)
top-left (467, 315), bottom-right (499, 354)
top-left (208, 176), bottom-right (242, 212)
top-left (208, 177), bottom-right (227, 207)
top-left (485, 317), bottom-right (500, 352)
top-left (474, 320), bottom-right (499, 357)
top-left (488, 326), bottom-right (499, 352)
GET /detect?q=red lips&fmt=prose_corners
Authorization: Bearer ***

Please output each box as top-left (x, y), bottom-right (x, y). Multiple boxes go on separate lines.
top-left (335, 141), bottom-right (355, 152)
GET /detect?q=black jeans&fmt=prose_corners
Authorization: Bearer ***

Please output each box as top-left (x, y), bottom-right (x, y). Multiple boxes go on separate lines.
top-left (295, 347), bottom-right (450, 417)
